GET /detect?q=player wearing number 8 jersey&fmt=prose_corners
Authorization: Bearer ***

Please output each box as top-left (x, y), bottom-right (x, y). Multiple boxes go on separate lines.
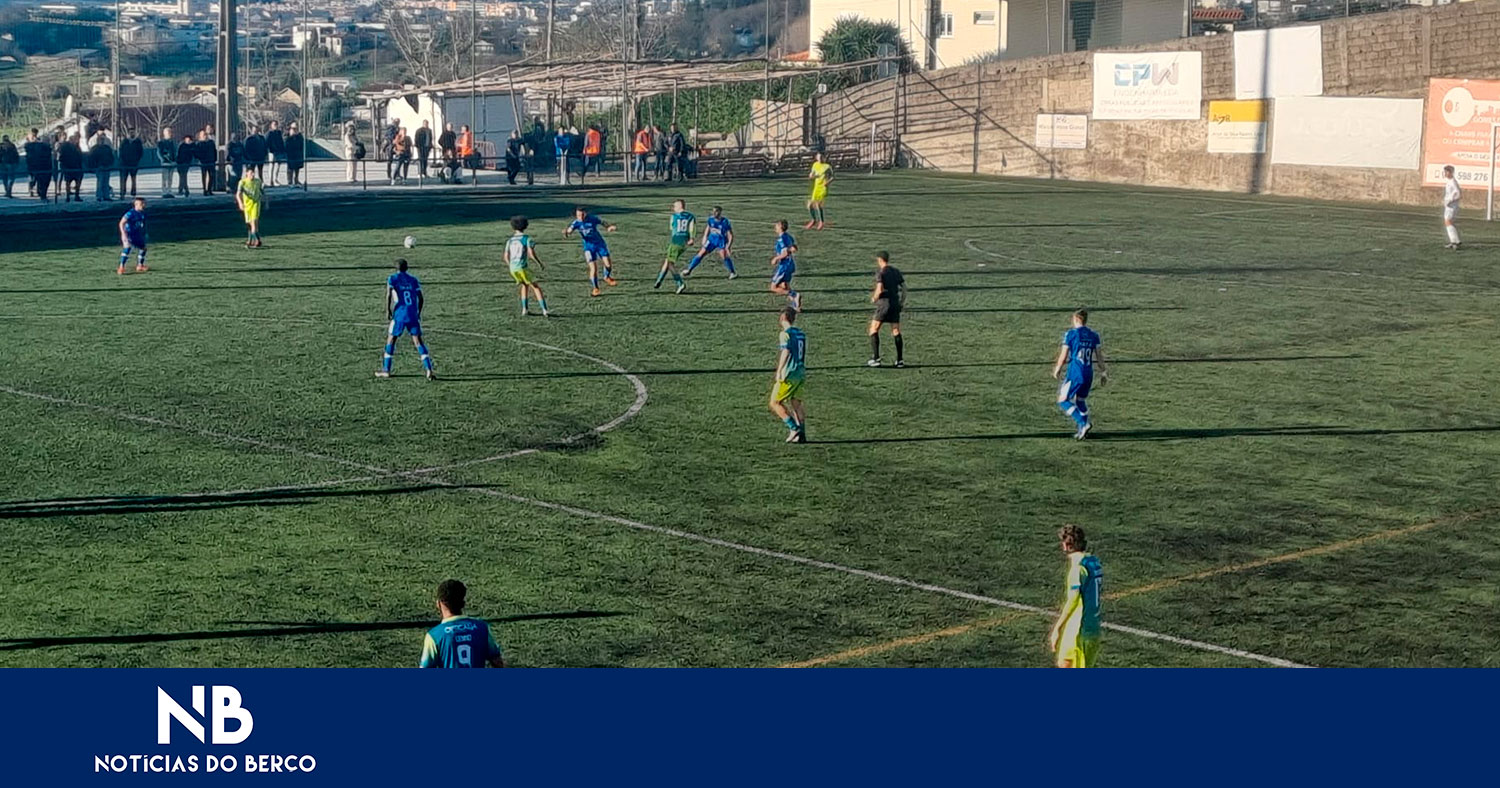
top-left (419, 579), bottom-right (506, 668)
top-left (376, 259), bottom-right (436, 380)
top-left (1052, 308), bottom-right (1107, 440)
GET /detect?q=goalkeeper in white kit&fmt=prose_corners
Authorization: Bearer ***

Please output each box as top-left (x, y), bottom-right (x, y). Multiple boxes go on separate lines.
top-left (1443, 165), bottom-right (1463, 251)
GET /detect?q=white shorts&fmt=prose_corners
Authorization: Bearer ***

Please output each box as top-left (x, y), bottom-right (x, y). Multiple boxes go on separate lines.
top-left (1444, 206), bottom-right (1459, 222)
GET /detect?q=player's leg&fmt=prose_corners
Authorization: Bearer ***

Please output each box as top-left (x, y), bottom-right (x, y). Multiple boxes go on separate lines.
top-left (805, 198), bottom-right (817, 229)
top-left (890, 323), bottom-right (904, 367)
top-left (134, 243), bottom-right (148, 272)
top-left (531, 283), bottom-right (549, 316)
top-left (600, 254), bottom-right (616, 285)
top-left (790, 397), bottom-right (806, 441)
top-left (378, 322), bottom-right (400, 377)
top-left (685, 246), bottom-right (708, 276)
top-left (586, 255), bottom-right (601, 296)
top-left (1445, 209), bottom-right (1462, 249)
top-left (1057, 380), bottom-right (1088, 429)
top-left (720, 248), bottom-right (736, 278)
top-left (769, 390), bottom-right (798, 440)
top-left (518, 281), bottom-right (530, 315)
top-left (117, 242), bottom-right (131, 274)
top-left (410, 327), bottom-right (435, 379)
top-left (867, 319), bottom-right (883, 366)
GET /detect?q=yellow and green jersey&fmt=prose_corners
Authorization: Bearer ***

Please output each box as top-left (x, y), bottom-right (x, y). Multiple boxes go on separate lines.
top-left (810, 161), bottom-right (832, 185)
top-left (419, 615), bottom-right (503, 668)
top-left (1061, 551), bottom-right (1103, 639)
top-left (779, 326), bottom-right (806, 383)
top-left (237, 177), bottom-right (264, 204)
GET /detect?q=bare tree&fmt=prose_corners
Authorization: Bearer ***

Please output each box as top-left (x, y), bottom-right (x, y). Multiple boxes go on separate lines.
top-left (380, 1), bottom-right (475, 86)
top-left (135, 93), bottom-right (183, 141)
top-left (553, 0), bottom-right (671, 60)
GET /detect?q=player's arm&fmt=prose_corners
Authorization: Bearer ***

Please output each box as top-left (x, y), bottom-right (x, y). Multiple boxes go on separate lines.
top-left (1095, 347), bottom-right (1109, 386)
top-left (724, 228), bottom-right (734, 253)
top-left (117, 214), bottom-right (128, 239)
top-left (1052, 345), bottom-right (1069, 380)
top-left (687, 218), bottom-right (697, 246)
top-left (562, 222), bottom-right (574, 238)
top-left (487, 632), bottom-right (507, 668)
top-left (870, 279), bottom-right (884, 303)
top-left (416, 290), bottom-right (424, 315)
top-left (528, 242), bottom-right (544, 270)
top-left (604, 221), bottom-right (617, 233)
top-left (386, 288), bottom-right (396, 320)
top-left (418, 634), bottom-right (438, 668)
top-left (775, 348), bottom-right (790, 383)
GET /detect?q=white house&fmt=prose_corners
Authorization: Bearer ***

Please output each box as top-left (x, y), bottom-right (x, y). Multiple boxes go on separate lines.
top-left (377, 87), bottom-right (525, 154)
top-left (92, 76), bottom-right (174, 103)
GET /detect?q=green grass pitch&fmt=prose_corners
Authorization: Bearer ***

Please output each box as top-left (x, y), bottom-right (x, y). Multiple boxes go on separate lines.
top-left (2, 171), bottom-right (1497, 667)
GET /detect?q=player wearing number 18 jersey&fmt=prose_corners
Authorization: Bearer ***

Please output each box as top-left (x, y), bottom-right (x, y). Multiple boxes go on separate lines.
top-left (419, 579), bottom-right (506, 668)
top-left (376, 259), bottom-right (436, 380)
top-left (655, 199), bottom-right (693, 294)
top-left (1052, 309), bottom-right (1107, 439)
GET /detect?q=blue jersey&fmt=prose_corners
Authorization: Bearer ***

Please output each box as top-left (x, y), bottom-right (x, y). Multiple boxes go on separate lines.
top-left (121, 208), bottom-right (147, 242)
top-left (419, 616), bottom-right (503, 668)
top-left (774, 232), bottom-right (797, 269)
top-left (1062, 326), bottom-right (1101, 381)
top-left (705, 216), bottom-right (732, 247)
top-left (779, 326), bottom-right (807, 382)
top-left (388, 271), bottom-right (422, 320)
top-left (569, 215), bottom-right (607, 246)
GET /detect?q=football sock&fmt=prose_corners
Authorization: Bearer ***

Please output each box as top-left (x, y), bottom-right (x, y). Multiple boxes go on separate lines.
top-left (1447, 225), bottom-right (1461, 244)
top-left (783, 416), bottom-right (799, 432)
top-left (520, 296), bottom-right (528, 312)
top-left (539, 298), bottom-right (548, 312)
top-left (686, 254), bottom-right (703, 274)
top-left (808, 206), bottom-right (818, 222)
top-left (591, 273), bottom-right (599, 289)
top-left (1059, 399), bottom-right (1088, 427)
top-left (418, 343), bottom-right (433, 371)
top-left (382, 342), bottom-right (395, 372)
top-left (723, 257), bottom-right (735, 275)
top-left (673, 271), bottom-right (684, 286)
top-left (654, 270), bottom-right (666, 288)
top-left (817, 207), bottom-right (826, 224)
top-left (119, 247), bottom-right (131, 267)
top-left (603, 266), bottom-right (612, 279)
top-left (894, 334), bottom-right (904, 362)
top-left (870, 334), bottom-right (880, 360)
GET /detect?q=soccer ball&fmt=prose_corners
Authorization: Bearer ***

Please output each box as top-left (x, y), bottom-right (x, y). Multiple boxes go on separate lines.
top-left (403, 235), bottom-right (416, 249)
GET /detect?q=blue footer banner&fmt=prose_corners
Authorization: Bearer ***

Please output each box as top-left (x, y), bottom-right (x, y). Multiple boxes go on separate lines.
top-left (0, 670), bottom-right (1487, 784)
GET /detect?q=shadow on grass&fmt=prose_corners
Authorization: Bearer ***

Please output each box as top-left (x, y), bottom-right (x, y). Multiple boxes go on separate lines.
top-left (0, 484), bottom-right (453, 519)
top-left (809, 424), bottom-right (1500, 445)
top-left (437, 355), bottom-right (1357, 382)
top-left (0, 611), bottom-right (629, 652)
top-left (555, 305), bottom-right (1186, 318)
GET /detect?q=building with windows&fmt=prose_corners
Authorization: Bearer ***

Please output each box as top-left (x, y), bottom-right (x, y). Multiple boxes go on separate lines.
top-left (808, 0), bottom-right (1189, 66)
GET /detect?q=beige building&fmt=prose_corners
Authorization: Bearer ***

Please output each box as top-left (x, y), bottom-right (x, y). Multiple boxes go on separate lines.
top-left (809, 0), bottom-right (1189, 67)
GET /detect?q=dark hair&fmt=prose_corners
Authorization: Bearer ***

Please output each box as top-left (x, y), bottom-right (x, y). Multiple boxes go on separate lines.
top-left (780, 306), bottom-right (798, 324)
top-left (510, 216), bottom-right (529, 232)
top-left (574, 205), bottom-right (587, 214)
top-left (876, 251), bottom-right (890, 263)
top-left (712, 205), bottom-right (723, 214)
top-left (776, 220), bottom-right (788, 231)
top-left (133, 197), bottom-right (145, 205)
top-left (1059, 524), bottom-right (1087, 552)
top-left (397, 258), bottom-right (409, 272)
top-left (436, 579), bottom-right (467, 613)
top-left (1073, 309), bottom-right (1088, 325)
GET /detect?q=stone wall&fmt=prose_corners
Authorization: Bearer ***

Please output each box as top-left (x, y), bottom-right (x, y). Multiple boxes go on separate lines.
top-left (815, 0), bottom-right (1500, 205)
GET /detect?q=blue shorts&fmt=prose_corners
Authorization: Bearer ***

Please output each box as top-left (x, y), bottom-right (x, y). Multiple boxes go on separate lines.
top-left (701, 240), bottom-right (726, 254)
top-left (389, 313), bottom-right (422, 337)
top-left (125, 235), bottom-right (147, 250)
top-left (771, 262), bottom-right (796, 286)
top-left (582, 242), bottom-right (610, 262)
top-left (1057, 374), bottom-right (1093, 403)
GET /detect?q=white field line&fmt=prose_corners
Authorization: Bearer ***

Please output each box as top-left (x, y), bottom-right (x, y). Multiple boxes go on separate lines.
top-left (962, 239), bottom-right (1476, 297)
top-left (1, 316), bottom-right (1307, 668)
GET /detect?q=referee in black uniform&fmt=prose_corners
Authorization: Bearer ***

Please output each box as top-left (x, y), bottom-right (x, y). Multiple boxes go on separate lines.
top-left (867, 251), bottom-right (906, 368)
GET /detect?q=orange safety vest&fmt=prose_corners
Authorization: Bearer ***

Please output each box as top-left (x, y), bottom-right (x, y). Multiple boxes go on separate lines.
top-left (458, 131), bottom-right (474, 156)
top-left (633, 130), bottom-right (650, 155)
top-left (584, 129), bottom-right (602, 156)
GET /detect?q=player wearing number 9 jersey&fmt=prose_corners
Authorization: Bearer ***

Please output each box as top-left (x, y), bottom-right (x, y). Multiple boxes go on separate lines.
top-left (420, 579), bottom-right (506, 668)
top-left (1052, 308), bottom-right (1107, 440)
top-left (377, 259), bottom-right (436, 380)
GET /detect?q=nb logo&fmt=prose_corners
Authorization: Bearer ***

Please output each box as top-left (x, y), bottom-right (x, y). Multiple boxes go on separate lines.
top-left (1114, 62), bottom-right (1178, 87)
top-left (157, 686), bottom-right (254, 745)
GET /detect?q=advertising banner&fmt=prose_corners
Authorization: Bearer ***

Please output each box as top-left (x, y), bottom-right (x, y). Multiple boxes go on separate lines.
top-left (1422, 78), bottom-right (1500, 189)
top-left (1234, 27), bottom-right (1324, 100)
top-left (1270, 96), bottom-right (1424, 170)
top-left (1035, 113), bottom-right (1089, 149)
top-left (1207, 100), bottom-right (1267, 154)
top-left (1092, 51), bottom-right (1203, 120)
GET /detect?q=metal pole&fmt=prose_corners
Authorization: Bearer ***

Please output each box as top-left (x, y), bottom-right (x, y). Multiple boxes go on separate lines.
top-left (546, 0), bottom-right (555, 63)
top-left (972, 62), bottom-right (981, 173)
top-left (301, 0), bottom-right (307, 191)
top-left (620, 0), bottom-right (629, 183)
top-left (470, 0), bottom-right (477, 187)
top-left (1489, 123), bottom-right (1497, 221)
top-left (1046, 0), bottom-right (1053, 54)
top-left (504, 64), bottom-right (531, 185)
top-left (112, 0), bottom-right (119, 133)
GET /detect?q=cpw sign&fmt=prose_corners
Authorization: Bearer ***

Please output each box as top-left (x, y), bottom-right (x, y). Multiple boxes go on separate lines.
top-left (1092, 51), bottom-right (1203, 120)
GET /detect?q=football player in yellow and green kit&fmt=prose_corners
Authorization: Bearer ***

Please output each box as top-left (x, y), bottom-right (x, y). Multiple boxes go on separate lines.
top-left (235, 170), bottom-right (265, 248)
top-left (418, 579), bottom-right (506, 668)
top-left (1047, 524), bottom-right (1102, 668)
top-left (769, 306), bottom-right (807, 443)
top-left (655, 198), bottom-right (693, 294)
top-left (805, 151), bottom-right (832, 230)
top-left (506, 215), bottom-right (549, 317)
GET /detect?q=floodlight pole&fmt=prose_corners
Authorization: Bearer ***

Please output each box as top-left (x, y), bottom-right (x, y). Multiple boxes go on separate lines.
top-left (620, 0), bottom-right (629, 183)
top-left (546, 0), bottom-right (555, 63)
top-left (301, 0), bottom-right (308, 191)
top-left (112, 0), bottom-right (120, 132)
top-left (470, 0), bottom-right (477, 187)
top-left (1489, 122), bottom-right (1498, 222)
